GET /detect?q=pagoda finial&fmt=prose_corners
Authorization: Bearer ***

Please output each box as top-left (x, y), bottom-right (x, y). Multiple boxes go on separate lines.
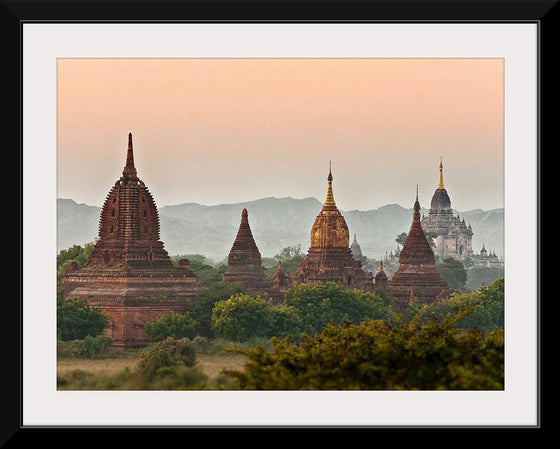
top-left (123, 132), bottom-right (137, 179)
top-left (414, 185), bottom-right (421, 216)
top-left (241, 208), bottom-right (248, 223)
top-left (437, 157), bottom-right (444, 189)
top-left (324, 162), bottom-right (336, 209)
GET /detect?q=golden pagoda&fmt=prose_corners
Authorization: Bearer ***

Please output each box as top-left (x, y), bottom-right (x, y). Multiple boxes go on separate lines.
top-left (310, 162), bottom-right (350, 248)
top-left (291, 164), bottom-right (373, 290)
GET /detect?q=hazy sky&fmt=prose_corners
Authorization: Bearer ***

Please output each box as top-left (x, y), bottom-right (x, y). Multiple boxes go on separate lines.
top-left (57, 58), bottom-right (503, 211)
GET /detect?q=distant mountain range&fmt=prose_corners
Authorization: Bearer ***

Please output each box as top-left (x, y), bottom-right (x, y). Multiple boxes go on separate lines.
top-left (57, 197), bottom-right (504, 262)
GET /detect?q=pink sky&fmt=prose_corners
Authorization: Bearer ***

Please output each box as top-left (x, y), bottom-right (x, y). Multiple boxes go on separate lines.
top-left (57, 58), bottom-right (503, 211)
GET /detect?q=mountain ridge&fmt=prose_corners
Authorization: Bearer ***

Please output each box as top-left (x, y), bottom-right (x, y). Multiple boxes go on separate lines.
top-left (57, 197), bottom-right (504, 262)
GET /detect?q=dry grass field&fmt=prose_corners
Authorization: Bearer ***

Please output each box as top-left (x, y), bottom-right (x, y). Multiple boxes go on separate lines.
top-left (57, 350), bottom-right (247, 390)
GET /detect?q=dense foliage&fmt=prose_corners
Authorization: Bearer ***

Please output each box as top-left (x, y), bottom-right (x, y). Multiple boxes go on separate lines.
top-left (436, 257), bottom-right (467, 290)
top-left (409, 278), bottom-right (504, 332)
top-left (212, 294), bottom-right (274, 341)
top-left (57, 242), bottom-right (95, 286)
top-left (283, 282), bottom-right (394, 336)
top-left (226, 313), bottom-right (504, 390)
top-left (210, 282), bottom-right (393, 342)
top-left (144, 312), bottom-right (199, 342)
top-left (188, 282), bottom-right (259, 337)
top-left (57, 290), bottom-right (109, 340)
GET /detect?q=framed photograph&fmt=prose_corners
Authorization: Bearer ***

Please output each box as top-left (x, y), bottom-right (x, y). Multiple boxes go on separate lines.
top-left (2, 0), bottom-right (551, 438)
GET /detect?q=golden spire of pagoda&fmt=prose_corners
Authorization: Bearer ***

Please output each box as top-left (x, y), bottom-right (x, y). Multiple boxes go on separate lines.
top-left (323, 161), bottom-right (337, 211)
top-left (437, 157), bottom-right (444, 189)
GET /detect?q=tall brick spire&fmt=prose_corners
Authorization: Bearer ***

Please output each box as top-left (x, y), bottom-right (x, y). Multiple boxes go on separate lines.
top-left (123, 132), bottom-right (138, 180)
top-left (386, 187), bottom-right (450, 313)
top-left (223, 208), bottom-right (270, 290)
top-left (229, 208), bottom-right (260, 254)
top-left (399, 185), bottom-right (434, 265)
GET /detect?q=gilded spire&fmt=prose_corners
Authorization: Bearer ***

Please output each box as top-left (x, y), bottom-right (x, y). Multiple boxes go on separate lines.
top-left (437, 157), bottom-right (444, 189)
top-left (323, 161), bottom-right (337, 210)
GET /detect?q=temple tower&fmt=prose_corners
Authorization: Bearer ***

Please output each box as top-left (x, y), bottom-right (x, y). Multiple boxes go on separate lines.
top-left (387, 187), bottom-right (451, 313)
top-left (421, 158), bottom-right (473, 259)
top-left (374, 261), bottom-right (388, 290)
top-left (222, 208), bottom-right (271, 291)
top-left (350, 233), bottom-right (363, 259)
top-left (62, 133), bottom-right (198, 350)
top-left (291, 164), bottom-right (373, 290)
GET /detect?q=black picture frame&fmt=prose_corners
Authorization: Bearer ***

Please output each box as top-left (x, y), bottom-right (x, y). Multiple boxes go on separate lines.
top-left (1, 0), bottom-right (552, 442)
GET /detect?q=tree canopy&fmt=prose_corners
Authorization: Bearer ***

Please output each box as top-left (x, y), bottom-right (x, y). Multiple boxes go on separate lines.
top-left (226, 313), bottom-right (504, 390)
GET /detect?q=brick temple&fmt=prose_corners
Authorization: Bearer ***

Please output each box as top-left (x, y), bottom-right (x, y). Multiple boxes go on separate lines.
top-left (386, 187), bottom-right (451, 313)
top-left (291, 165), bottom-right (374, 290)
top-left (62, 133), bottom-right (198, 349)
top-left (222, 208), bottom-right (271, 291)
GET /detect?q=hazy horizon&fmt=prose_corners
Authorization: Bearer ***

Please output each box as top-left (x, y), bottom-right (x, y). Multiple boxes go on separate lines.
top-left (57, 58), bottom-right (504, 212)
top-left (56, 194), bottom-right (504, 214)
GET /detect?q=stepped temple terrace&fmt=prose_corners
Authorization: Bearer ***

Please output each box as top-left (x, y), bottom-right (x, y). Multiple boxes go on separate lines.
top-left (62, 133), bottom-right (198, 350)
top-left (386, 188), bottom-right (451, 313)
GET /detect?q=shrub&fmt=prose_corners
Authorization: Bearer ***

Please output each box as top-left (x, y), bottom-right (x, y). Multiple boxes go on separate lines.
top-left (211, 294), bottom-right (272, 341)
top-left (57, 335), bottom-right (113, 359)
top-left (226, 313), bottom-right (504, 390)
top-left (144, 312), bottom-right (199, 342)
top-left (57, 291), bottom-right (109, 340)
top-left (80, 335), bottom-right (114, 358)
top-left (138, 338), bottom-right (197, 378)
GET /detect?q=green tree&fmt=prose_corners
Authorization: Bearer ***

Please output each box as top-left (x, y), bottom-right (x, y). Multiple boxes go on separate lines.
top-left (226, 313), bottom-right (504, 390)
top-left (465, 266), bottom-right (504, 291)
top-left (411, 278), bottom-right (504, 332)
top-left (170, 254), bottom-right (227, 287)
top-left (436, 257), bottom-right (467, 290)
top-left (264, 245), bottom-right (306, 280)
top-left (57, 242), bottom-right (95, 286)
top-left (424, 231), bottom-right (438, 249)
top-left (283, 282), bottom-right (394, 336)
top-left (144, 312), bottom-right (199, 342)
top-left (212, 294), bottom-right (273, 341)
top-left (268, 304), bottom-right (303, 339)
top-left (275, 244), bottom-right (304, 260)
top-left (188, 282), bottom-right (259, 337)
top-left (395, 232), bottom-right (408, 246)
top-left (57, 290), bottom-right (109, 340)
